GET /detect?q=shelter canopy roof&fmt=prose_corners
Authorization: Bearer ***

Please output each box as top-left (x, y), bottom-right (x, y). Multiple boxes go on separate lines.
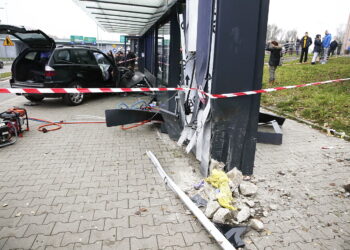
top-left (73, 0), bottom-right (177, 35)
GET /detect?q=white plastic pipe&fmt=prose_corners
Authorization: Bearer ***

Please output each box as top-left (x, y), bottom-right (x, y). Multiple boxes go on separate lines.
top-left (146, 151), bottom-right (236, 250)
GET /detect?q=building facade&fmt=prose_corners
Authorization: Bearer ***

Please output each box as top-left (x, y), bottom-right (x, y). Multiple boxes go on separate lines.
top-left (343, 13), bottom-right (350, 54)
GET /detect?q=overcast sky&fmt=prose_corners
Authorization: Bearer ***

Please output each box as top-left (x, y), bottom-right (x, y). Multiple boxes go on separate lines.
top-left (0, 0), bottom-right (349, 41)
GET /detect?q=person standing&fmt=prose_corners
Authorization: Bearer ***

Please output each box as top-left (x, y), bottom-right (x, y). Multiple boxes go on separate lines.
top-left (126, 51), bottom-right (136, 70)
top-left (284, 41), bottom-right (290, 55)
top-left (328, 39), bottom-right (338, 57)
top-left (337, 41), bottom-right (343, 55)
top-left (107, 50), bottom-right (114, 62)
top-left (289, 41), bottom-right (294, 55)
top-left (321, 30), bottom-right (332, 64)
top-left (115, 51), bottom-right (123, 65)
top-left (300, 32), bottom-right (312, 63)
top-left (295, 38), bottom-right (301, 55)
top-left (266, 41), bottom-right (282, 84)
top-left (311, 34), bottom-right (322, 65)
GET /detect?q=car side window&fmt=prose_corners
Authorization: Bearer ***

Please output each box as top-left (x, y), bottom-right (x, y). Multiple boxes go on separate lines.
top-left (93, 52), bottom-right (111, 67)
top-left (54, 50), bottom-right (72, 64)
top-left (71, 50), bottom-right (97, 65)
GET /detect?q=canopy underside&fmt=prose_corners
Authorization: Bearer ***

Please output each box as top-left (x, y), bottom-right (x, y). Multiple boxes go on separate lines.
top-left (73, 0), bottom-right (177, 35)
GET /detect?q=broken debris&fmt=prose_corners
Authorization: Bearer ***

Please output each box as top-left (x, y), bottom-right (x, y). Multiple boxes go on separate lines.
top-left (205, 200), bottom-right (221, 218)
top-left (212, 208), bottom-right (233, 224)
top-left (191, 194), bottom-right (208, 208)
top-left (234, 204), bottom-right (251, 223)
top-left (206, 169), bottom-right (236, 210)
top-left (239, 181), bottom-right (258, 196)
top-left (215, 223), bottom-right (247, 249)
top-left (249, 219), bottom-right (264, 231)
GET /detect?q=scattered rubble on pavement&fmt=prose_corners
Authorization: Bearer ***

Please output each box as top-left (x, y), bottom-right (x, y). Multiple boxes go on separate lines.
top-left (186, 160), bottom-right (268, 243)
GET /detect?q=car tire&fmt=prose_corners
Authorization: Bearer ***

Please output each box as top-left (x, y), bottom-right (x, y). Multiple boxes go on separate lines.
top-left (63, 82), bottom-right (84, 106)
top-left (24, 94), bottom-right (44, 102)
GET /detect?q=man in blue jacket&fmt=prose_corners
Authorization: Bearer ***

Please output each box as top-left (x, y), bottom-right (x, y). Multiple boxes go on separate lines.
top-left (321, 30), bottom-right (332, 64)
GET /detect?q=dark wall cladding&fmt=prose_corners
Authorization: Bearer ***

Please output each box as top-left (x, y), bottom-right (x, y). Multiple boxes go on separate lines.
top-left (195, 0), bottom-right (213, 87)
top-left (210, 0), bottom-right (270, 175)
top-left (144, 28), bottom-right (155, 74)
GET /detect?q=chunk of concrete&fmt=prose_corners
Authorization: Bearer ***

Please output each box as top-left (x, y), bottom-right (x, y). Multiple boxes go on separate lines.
top-left (199, 182), bottom-right (217, 201)
top-left (239, 182), bottom-right (258, 196)
top-left (249, 219), bottom-right (264, 231)
top-left (212, 208), bottom-right (232, 224)
top-left (205, 200), bottom-right (221, 219)
top-left (244, 200), bottom-right (255, 208)
top-left (209, 159), bottom-right (225, 173)
top-left (235, 204), bottom-right (251, 223)
top-left (227, 168), bottom-right (243, 189)
top-left (269, 204), bottom-right (278, 210)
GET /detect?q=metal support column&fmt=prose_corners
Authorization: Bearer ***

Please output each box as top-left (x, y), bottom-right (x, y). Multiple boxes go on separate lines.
top-left (210, 0), bottom-right (270, 175)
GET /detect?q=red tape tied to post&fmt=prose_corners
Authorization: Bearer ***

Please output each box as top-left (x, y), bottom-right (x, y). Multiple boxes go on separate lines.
top-left (0, 78), bottom-right (349, 99)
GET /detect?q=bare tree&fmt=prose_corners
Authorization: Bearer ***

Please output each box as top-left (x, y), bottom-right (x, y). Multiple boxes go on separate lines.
top-left (266, 24), bottom-right (282, 41)
top-left (284, 29), bottom-right (298, 42)
top-left (336, 24), bottom-right (345, 42)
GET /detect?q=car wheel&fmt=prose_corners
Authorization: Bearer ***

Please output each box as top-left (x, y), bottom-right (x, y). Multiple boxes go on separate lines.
top-left (63, 83), bottom-right (84, 106)
top-left (24, 94), bottom-right (44, 102)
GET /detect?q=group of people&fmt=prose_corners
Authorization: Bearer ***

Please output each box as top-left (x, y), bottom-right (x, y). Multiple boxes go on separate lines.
top-left (266, 30), bottom-right (341, 84)
top-left (282, 34), bottom-right (342, 59)
top-left (106, 50), bottom-right (137, 70)
top-left (299, 31), bottom-right (339, 65)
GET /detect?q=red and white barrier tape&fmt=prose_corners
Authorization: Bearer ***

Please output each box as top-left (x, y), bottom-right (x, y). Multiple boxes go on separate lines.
top-left (0, 78), bottom-right (348, 99)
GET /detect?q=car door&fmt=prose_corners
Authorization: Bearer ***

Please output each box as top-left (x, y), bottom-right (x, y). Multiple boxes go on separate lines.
top-left (70, 49), bottom-right (101, 87)
top-left (0, 25), bottom-right (55, 49)
top-left (92, 51), bottom-right (117, 87)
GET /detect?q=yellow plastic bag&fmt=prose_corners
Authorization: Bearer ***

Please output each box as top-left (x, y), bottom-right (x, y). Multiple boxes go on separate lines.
top-left (206, 169), bottom-right (236, 210)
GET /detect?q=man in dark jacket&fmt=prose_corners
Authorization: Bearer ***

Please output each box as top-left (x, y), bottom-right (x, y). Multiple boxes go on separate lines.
top-left (126, 51), bottom-right (136, 70)
top-left (311, 34), bottom-right (322, 65)
top-left (266, 41), bottom-right (282, 84)
top-left (337, 41), bottom-right (343, 55)
top-left (299, 32), bottom-right (312, 63)
top-left (328, 40), bottom-right (338, 57)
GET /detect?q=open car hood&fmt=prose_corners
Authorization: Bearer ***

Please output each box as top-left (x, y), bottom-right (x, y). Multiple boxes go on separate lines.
top-left (0, 25), bottom-right (56, 49)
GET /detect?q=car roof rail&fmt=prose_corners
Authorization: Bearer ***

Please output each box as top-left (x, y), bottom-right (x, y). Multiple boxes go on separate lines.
top-left (56, 44), bottom-right (98, 49)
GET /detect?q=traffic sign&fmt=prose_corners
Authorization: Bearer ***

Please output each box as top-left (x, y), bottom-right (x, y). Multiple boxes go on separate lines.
top-left (83, 37), bottom-right (96, 45)
top-left (120, 35), bottom-right (128, 43)
top-left (3, 36), bottom-right (14, 46)
top-left (70, 35), bottom-right (84, 44)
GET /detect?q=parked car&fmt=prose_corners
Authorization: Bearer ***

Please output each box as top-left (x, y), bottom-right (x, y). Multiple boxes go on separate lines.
top-left (0, 25), bottom-right (149, 105)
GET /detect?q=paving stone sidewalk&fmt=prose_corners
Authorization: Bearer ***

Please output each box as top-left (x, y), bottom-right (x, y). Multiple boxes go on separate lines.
top-left (0, 95), bottom-right (349, 249)
top-left (0, 95), bottom-right (219, 250)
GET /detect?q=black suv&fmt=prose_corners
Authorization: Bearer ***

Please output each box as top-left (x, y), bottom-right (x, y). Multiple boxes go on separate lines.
top-left (0, 25), bottom-right (121, 105)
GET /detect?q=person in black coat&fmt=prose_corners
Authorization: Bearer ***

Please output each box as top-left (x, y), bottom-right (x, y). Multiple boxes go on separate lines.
top-left (311, 34), bottom-right (322, 65)
top-left (266, 41), bottom-right (282, 84)
top-left (299, 32), bottom-right (312, 63)
top-left (107, 50), bottom-right (114, 63)
top-left (328, 40), bottom-right (338, 57)
top-left (126, 51), bottom-right (136, 70)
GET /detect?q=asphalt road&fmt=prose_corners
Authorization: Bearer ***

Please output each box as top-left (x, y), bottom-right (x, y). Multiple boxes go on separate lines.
top-left (0, 64), bottom-right (12, 74)
top-left (0, 62), bottom-right (16, 103)
top-left (0, 79), bottom-right (16, 104)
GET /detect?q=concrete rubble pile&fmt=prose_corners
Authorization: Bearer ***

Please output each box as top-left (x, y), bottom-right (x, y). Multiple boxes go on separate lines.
top-left (189, 160), bottom-right (268, 232)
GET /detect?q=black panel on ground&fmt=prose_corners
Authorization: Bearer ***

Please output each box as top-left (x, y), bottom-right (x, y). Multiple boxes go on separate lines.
top-left (259, 112), bottom-right (285, 126)
top-left (105, 109), bottom-right (163, 127)
top-left (210, 0), bottom-right (270, 175)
